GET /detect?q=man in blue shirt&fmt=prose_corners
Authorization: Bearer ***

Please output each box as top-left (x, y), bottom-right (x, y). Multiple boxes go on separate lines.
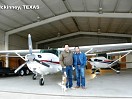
top-left (73, 46), bottom-right (87, 89)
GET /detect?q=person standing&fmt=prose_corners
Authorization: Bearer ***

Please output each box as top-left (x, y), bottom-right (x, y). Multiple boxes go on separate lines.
top-left (73, 46), bottom-right (87, 89)
top-left (59, 44), bottom-right (75, 89)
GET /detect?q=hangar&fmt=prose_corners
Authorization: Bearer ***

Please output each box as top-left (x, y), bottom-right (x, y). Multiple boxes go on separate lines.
top-left (0, 0), bottom-right (132, 99)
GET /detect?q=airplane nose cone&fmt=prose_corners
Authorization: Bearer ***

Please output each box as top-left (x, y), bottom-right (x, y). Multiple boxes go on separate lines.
top-left (27, 54), bottom-right (35, 61)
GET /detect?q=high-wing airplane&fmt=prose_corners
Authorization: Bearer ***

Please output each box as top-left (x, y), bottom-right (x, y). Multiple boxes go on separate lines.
top-left (89, 49), bottom-right (132, 74)
top-left (15, 34), bottom-right (62, 85)
top-left (63, 43), bottom-right (132, 74)
top-left (0, 34), bottom-right (132, 85)
top-left (88, 56), bottom-right (120, 74)
top-left (0, 34), bottom-right (62, 86)
top-left (79, 44), bottom-right (132, 74)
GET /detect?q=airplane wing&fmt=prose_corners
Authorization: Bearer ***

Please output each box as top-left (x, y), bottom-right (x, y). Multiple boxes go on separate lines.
top-left (0, 49), bottom-right (40, 54)
top-left (58, 43), bottom-right (132, 54)
top-left (107, 50), bottom-right (132, 56)
top-left (1, 42), bottom-right (132, 56)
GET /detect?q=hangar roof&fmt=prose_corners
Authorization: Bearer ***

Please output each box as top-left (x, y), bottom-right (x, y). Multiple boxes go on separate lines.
top-left (0, 0), bottom-right (132, 42)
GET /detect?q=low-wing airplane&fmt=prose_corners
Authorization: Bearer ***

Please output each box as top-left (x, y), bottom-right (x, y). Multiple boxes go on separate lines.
top-left (0, 34), bottom-right (132, 85)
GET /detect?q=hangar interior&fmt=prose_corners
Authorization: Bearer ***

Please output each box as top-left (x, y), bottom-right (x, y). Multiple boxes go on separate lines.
top-left (0, 0), bottom-right (131, 68)
top-left (0, 0), bottom-right (132, 99)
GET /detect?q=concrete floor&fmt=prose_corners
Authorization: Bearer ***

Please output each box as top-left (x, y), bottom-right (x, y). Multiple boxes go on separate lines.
top-left (0, 69), bottom-right (132, 99)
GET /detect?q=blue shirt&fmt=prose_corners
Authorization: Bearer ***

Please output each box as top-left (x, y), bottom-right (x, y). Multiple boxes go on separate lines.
top-left (77, 53), bottom-right (81, 65)
top-left (73, 52), bottom-right (87, 68)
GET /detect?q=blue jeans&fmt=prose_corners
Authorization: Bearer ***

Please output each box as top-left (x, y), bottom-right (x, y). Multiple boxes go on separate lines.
top-left (63, 66), bottom-right (73, 88)
top-left (75, 66), bottom-right (85, 87)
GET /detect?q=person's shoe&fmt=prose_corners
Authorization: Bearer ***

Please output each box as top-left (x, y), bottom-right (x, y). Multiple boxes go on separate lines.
top-left (75, 86), bottom-right (80, 88)
top-left (81, 86), bottom-right (86, 89)
top-left (70, 87), bottom-right (75, 90)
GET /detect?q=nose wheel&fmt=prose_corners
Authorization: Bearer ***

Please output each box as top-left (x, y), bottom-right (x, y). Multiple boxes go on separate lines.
top-left (39, 77), bottom-right (45, 85)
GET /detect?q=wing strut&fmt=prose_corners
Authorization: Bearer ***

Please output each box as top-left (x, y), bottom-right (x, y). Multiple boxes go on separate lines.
top-left (85, 48), bottom-right (93, 54)
top-left (15, 53), bottom-right (26, 61)
top-left (107, 50), bottom-right (132, 73)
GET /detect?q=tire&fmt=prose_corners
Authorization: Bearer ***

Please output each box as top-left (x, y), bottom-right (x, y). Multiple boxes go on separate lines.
top-left (95, 69), bottom-right (100, 75)
top-left (39, 78), bottom-right (44, 85)
top-left (19, 69), bottom-right (24, 76)
top-left (116, 71), bottom-right (120, 74)
top-left (116, 64), bottom-right (120, 71)
top-left (113, 63), bottom-right (120, 70)
top-left (91, 69), bottom-right (96, 74)
top-left (32, 74), bottom-right (37, 80)
top-left (25, 69), bottom-right (30, 75)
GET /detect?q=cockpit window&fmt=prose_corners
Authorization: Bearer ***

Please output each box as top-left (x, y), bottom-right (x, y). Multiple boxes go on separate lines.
top-left (40, 49), bottom-right (58, 56)
top-left (38, 55), bottom-right (42, 58)
top-left (94, 59), bottom-right (102, 62)
top-left (97, 59), bottom-right (103, 62)
top-left (89, 59), bottom-right (92, 61)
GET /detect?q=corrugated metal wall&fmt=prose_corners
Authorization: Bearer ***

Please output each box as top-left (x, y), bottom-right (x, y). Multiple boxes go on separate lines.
top-left (38, 35), bottom-right (129, 49)
top-left (8, 34), bottom-right (36, 50)
top-left (9, 34), bottom-right (28, 50)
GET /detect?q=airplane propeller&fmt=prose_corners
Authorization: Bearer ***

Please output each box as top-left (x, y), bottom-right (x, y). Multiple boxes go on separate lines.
top-left (28, 34), bottom-right (50, 67)
top-left (14, 62), bottom-right (28, 73)
top-left (28, 34), bottom-right (33, 55)
top-left (14, 34), bottom-right (50, 74)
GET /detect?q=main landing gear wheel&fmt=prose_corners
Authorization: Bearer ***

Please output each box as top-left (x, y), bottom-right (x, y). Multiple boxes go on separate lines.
top-left (32, 74), bottom-right (37, 80)
top-left (116, 71), bottom-right (120, 74)
top-left (95, 69), bottom-right (100, 75)
top-left (39, 78), bottom-right (44, 86)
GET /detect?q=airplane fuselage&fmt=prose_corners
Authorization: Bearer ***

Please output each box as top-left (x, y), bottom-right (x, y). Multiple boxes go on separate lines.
top-left (25, 53), bottom-right (62, 75)
top-left (89, 57), bottom-right (118, 69)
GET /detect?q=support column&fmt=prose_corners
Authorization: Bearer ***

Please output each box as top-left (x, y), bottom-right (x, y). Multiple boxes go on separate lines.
top-left (131, 37), bottom-right (132, 43)
top-left (35, 43), bottom-right (38, 49)
top-left (5, 54), bottom-right (9, 68)
top-left (5, 34), bottom-right (9, 68)
top-left (5, 34), bottom-right (9, 50)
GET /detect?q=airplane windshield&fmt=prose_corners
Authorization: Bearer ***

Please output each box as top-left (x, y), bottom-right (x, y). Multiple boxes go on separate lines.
top-left (40, 49), bottom-right (58, 56)
top-left (94, 59), bottom-right (103, 62)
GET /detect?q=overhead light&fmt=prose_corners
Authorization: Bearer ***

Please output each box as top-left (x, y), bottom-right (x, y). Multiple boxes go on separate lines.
top-left (37, 16), bottom-right (41, 22)
top-left (98, 28), bottom-right (101, 34)
top-left (57, 32), bottom-right (61, 37)
top-left (99, 7), bottom-right (102, 10)
top-left (99, 8), bottom-right (103, 14)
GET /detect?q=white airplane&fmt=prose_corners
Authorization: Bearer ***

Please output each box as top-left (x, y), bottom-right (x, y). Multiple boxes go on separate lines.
top-left (89, 56), bottom-right (120, 74)
top-left (0, 34), bottom-right (132, 85)
top-left (83, 45), bottom-right (132, 74)
top-left (65, 43), bottom-right (132, 74)
top-left (0, 34), bottom-right (62, 85)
